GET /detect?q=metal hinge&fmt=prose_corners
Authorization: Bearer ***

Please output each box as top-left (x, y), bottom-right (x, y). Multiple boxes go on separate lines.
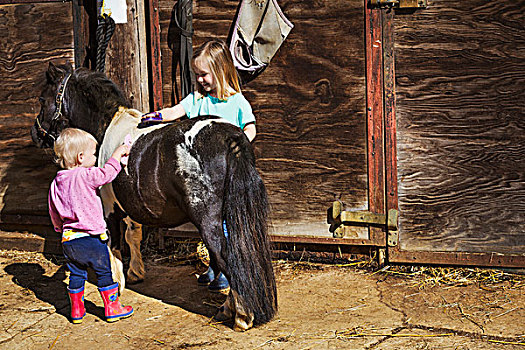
top-left (370, 0), bottom-right (427, 9)
top-left (327, 201), bottom-right (399, 246)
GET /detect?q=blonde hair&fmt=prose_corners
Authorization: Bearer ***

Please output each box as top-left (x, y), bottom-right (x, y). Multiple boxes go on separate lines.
top-left (54, 128), bottom-right (97, 169)
top-left (192, 39), bottom-right (241, 100)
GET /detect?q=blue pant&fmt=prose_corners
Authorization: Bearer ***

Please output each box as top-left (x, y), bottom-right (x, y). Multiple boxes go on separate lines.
top-left (62, 236), bottom-right (114, 290)
top-left (223, 220), bottom-right (229, 239)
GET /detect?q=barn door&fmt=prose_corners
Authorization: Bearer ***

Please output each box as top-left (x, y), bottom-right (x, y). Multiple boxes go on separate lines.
top-left (250, 0), bottom-right (389, 247)
top-left (384, 0), bottom-right (525, 268)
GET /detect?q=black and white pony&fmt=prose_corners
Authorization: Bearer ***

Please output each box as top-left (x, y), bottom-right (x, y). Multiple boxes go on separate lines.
top-left (31, 62), bottom-right (277, 331)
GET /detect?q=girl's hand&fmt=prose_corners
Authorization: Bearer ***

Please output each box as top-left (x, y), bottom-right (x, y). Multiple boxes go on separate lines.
top-left (243, 123), bottom-right (257, 142)
top-left (138, 111), bottom-right (163, 128)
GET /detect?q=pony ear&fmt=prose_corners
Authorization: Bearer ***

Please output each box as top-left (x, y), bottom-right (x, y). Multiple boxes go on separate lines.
top-left (64, 61), bottom-right (73, 72)
top-left (47, 62), bottom-right (64, 83)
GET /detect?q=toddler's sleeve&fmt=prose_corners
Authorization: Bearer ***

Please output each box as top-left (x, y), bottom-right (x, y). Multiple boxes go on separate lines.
top-left (83, 157), bottom-right (122, 188)
top-left (48, 186), bottom-right (63, 232)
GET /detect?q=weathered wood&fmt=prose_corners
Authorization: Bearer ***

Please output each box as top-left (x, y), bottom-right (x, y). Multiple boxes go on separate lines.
top-left (393, 0), bottom-right (525, 254)
top-left (366, 3), bottom-right (386, 245)
top-left (72, 0), bottom-right (87, 68)
top-left (0, 3), bottom-right (74, 223)
top-left (147, 0), bottom-right (163, 110)
top-left (105, 0), bottom-right (150, 111)
top-left (0, 0), bottom-right (68, 4)
top-left (382, 8), bottom-right (399, 217)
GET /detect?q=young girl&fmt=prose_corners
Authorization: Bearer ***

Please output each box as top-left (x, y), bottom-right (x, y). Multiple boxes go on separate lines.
top-left (48, 128), bottom-right (133, 324)
top-left (139, 39), bottom-right (256, 141)
top-left (139, 38), bottom-right (256, 292)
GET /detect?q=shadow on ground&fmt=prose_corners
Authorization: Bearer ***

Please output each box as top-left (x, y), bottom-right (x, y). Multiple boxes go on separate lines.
top-left (2, 263), bottom-right (100, 320)
top-left (126, 263), bottom-right (226, 319)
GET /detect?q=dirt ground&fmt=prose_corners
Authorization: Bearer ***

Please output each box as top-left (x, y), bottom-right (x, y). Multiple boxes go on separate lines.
top-left (0, 249), bottom-right (523, 349)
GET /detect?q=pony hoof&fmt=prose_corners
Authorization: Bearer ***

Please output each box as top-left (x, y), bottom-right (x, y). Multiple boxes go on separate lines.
top-left (214, 306), bottom-right (233, 322)
top-left (233, 317), bottom-right (253, 332)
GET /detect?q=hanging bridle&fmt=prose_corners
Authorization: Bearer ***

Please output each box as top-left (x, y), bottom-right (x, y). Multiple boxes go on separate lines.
top-left (35, 73), bottom-right (72, 142)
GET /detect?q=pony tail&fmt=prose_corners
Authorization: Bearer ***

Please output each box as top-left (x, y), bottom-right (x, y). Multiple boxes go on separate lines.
top-left (223, 134), bottom-right (277, 326)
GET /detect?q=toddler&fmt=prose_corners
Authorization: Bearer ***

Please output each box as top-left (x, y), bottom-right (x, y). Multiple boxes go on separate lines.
top-left (48, 128), bottom-right (133, 323)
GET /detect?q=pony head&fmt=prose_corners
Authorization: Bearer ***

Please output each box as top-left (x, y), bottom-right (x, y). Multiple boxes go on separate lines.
top-left (31, 62), bottom-right (130, 148)
top-left (31, 62), bottom-right (74, 148)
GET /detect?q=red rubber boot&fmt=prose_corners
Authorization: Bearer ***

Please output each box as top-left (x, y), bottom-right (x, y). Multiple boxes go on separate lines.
top-left (98, 283), bottom-right (134, 322)
top-left (67, 286), bottom-right (86, 324)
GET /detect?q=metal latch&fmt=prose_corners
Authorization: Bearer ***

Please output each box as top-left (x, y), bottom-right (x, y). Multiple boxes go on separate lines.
top-left (327, 201), bottom-right (398, 245)
top-left (370, 0), bottom-right (427, 8)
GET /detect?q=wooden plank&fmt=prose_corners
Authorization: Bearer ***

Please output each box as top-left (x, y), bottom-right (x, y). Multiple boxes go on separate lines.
top-left (72, 0), bottom-right (89, 68)
top-left (366, 4), bottom-right (386, 245)
top-left (392, 0), bottom-right (525, 256)
top-left (0, 230), bottom-right (61, 255)
top-left (253, 0), bottom-right (368, 236)
top-left (0, 3), bottom-right (74, 223)
top-left (382, 8), bottom-right (398, 217)
top-left (147, 0), bottom-right (163, 110)
top-left (389, 249), bottom-right (525, 269)
top-left (0, 0), bottom-right (69, 4)
top-left (161, 227), bottom-right (377, 246)
top-left (104, 0), bottom-right (149, 111)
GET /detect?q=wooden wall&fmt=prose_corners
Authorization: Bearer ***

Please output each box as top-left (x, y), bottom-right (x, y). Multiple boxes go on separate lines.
top-left (0, 2), bottom-right (74, 227)
top-left (104, 0), bottom-right (150, 112)
top-left (394, 0), bottom-right (525, 254)
top-left (157, 0), bottom-right (369, 237)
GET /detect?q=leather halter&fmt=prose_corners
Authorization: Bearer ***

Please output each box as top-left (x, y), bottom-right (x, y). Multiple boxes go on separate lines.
top-left (35, 73), bottom-right (72, 142)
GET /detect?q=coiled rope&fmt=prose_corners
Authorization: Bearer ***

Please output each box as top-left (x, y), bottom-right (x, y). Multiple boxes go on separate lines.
top-left (96, 14), bottom-right (116, 72)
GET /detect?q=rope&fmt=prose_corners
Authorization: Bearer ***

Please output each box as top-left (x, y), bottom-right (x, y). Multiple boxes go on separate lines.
top-left (96, 15), bottom-right (116, 72)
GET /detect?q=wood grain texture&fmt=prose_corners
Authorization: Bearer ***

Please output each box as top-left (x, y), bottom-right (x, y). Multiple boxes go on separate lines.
top-left (104, 0), bottom-right (149, 111)
top-left (0, 3), bottom-right (74, 222)
top-left (146, 0), bottom-right (163, 110)
top-left (394, 0), bottom-right (525, 253)
top-left (157, 0), bottom-right (369, 236)
top-left (366, 4), bottom-right (386, 244)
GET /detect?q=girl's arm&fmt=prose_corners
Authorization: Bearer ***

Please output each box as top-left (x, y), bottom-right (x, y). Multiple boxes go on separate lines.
top-left (139, 104), bottom-right (186, 128)
top-left (243, 123), bottom-right (256, 142)
top-left (156, 104), bottom-right (186, 121)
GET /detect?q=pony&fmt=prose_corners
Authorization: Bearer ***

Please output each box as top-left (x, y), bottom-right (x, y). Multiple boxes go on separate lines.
top-left (31, 62), bottom-right (277, 331)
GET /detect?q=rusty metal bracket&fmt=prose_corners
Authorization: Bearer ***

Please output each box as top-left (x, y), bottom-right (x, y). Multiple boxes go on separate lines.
top-left (388, 230), bottom-right (398, 247)
top-left (327, 201), bottom-right (399, 239)
top-left (370, 0), bottom-right (427, 9)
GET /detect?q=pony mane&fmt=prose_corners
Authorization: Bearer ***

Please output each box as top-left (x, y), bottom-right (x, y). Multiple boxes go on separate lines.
top-left (72, 67), bottom-right (131, 118)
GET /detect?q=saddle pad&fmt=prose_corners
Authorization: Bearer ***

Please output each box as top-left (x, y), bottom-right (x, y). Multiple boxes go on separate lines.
top-left (98, 106), bottom-right (168, 168)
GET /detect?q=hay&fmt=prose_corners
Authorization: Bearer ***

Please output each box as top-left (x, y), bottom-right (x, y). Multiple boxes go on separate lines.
top-left (196, 241), bottom-right (210, 265)
top-left (375, 265), bottom-right (524, 290)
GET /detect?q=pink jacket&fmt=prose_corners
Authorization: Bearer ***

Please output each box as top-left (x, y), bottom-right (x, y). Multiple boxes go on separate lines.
top-left (48, 157), bottom-right (121, 236)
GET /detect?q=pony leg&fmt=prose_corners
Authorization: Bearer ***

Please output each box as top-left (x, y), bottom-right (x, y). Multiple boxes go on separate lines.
top-left (198, 219), bottom-right (255, 331)
top-left (108, 247), bottom-right (126, 294)
top-left (215, 291), bottom-right (254, 331)
top-left (123, 216), bottom-right (145, 283)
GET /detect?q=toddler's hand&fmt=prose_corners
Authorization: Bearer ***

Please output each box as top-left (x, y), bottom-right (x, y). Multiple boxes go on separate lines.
top-left (112, 144), bottom-right (131, 162)
top-left (120, 134), bottom-right (133, 166)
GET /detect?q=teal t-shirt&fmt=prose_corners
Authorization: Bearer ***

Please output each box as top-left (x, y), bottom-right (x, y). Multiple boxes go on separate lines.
top-left (180, 92), bottom-right (255, 130)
